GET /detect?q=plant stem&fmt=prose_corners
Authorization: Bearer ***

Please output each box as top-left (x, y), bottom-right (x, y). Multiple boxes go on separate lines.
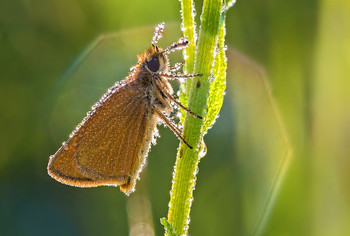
top-left (166, 0), bottom-right (222, 235)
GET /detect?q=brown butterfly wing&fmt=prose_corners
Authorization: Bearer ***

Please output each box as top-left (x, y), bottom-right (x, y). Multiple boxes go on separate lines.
top-left (48, 80), bottom-right (156, 194)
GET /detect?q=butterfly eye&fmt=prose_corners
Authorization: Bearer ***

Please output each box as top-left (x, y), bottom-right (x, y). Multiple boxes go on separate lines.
top-left (147, 57), bottom-right (160, 72)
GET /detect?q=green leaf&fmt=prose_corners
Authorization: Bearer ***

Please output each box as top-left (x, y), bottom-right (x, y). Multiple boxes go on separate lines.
top-left (160, 218), bottom-right (177, 236)
top-left (204, 21), bottom-right (227, 132)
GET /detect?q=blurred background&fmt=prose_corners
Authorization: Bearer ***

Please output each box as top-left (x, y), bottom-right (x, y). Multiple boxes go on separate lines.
top-left (1, 0), bottom-right (349, 235)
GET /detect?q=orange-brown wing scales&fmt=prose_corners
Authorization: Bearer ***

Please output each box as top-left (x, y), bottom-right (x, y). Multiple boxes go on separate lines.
top-left (118, 106), bottom-right (152, 193)
top-left (48, 82), bottom-right (152, 193)
top-left (75, 98), bottom-right (149, 180)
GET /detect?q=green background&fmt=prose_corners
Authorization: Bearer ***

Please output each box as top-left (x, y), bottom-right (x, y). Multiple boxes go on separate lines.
top-left (1, 0), bottom-right (349, 235)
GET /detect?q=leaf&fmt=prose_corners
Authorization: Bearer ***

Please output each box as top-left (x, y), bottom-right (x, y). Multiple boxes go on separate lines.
top-left (160, 217), bottom-right (177, 236)
top-left (204, 22), bottom-right (227, 132)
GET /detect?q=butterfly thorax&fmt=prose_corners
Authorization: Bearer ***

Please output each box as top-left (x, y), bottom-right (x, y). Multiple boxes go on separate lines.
top-left (134, 45), bottom-right (174, 114)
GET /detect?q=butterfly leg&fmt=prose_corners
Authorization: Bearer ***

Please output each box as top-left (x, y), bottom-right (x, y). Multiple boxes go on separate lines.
top-left (154, 109), bottom-right (192, 149)
top-left (160, 88), bottom-right (202, 119)
top-left (169, 61), bottom-right (185, 72)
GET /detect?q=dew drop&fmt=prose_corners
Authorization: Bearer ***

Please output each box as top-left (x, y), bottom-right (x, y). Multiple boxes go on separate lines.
top-left (198, 140), bottom-right (207, 159)
top-left (176, 112), bottom-right (182, 119)
top-left (226, 0), bottom-right (236, 9)
top-left (209, 75), bottom-right (215, 83)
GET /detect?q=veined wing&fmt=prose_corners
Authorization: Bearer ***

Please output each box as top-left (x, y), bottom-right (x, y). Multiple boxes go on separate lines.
top-left (48, 80), bottom-right (156, 194)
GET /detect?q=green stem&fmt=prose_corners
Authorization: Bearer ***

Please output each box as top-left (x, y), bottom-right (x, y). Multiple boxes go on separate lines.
top-left (166, 0), bottom-right (222, 235)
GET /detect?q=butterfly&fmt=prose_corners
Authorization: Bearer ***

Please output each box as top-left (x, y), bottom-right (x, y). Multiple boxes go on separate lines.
top-left (47, 23), bottom-right (202, 195)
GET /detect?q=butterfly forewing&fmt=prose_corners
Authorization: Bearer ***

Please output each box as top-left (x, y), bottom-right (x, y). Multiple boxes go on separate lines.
top-left (48, 79), bottom-right (156, 194)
